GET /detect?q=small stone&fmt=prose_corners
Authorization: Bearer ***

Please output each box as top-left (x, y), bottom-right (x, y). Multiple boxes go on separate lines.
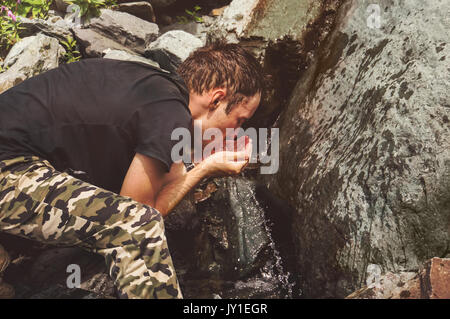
top-left (210, 6), bottom-right (227, 17)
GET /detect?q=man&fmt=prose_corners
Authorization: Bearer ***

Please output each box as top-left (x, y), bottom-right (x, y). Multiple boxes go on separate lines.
top-left (0, 42), bottom-right (263, 298)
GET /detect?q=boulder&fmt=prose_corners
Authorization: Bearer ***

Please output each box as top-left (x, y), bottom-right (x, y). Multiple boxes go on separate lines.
top-left (85, 9), bottom-right (159, 55)
top-left (144, 30), bottom-right (203, 73)
top-left (0, 33), bottom-right (65, 94)
top-left (264, 0), bottom-right (450, 298)
top-left (17, 16), bottom-right (73, 43)
top-left (112, 2), bottom-right (156, 23)
top-left (208, 0), bottom-right (344, 129)
top-left (160, 20), bottom-right (211, 45)
top-left (73, 28), bottom-right (135, 58)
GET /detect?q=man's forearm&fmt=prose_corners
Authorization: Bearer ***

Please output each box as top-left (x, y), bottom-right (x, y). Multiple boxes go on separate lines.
top-left (154, 163), bottom-right (208, 217)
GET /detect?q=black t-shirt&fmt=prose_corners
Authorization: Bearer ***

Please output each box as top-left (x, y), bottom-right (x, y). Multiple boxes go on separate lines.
top-left (0, 58), bottom-right (192, 193)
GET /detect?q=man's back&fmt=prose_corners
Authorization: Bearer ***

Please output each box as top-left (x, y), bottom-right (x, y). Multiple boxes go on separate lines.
top-left (0, 58), bottom-right (191, 193)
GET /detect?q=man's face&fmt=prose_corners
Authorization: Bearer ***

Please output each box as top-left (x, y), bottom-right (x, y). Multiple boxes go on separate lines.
top-left (202, 93), bottom-right (261, 146)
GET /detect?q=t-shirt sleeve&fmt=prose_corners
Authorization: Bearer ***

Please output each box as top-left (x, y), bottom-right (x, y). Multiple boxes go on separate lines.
top-left (134, 99), bottom-right (191, 172)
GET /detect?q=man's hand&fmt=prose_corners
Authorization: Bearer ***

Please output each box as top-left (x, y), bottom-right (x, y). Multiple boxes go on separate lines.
top-left (119, 136), bottom-right (253, 217)
top-left (198, 135), bottom-right (253, 177)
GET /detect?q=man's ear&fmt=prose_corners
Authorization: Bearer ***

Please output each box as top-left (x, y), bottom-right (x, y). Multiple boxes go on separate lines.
top-left (209, 88), bottom-right (227, 110)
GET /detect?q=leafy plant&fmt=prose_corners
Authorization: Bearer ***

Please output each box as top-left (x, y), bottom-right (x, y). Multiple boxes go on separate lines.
top-left (16, 0), bottom-right (53, 20)
top-left (64, 0), bottom-right (117, 22)
top-left (0, 2), bottom-right (25, 57)
top-left (177, 5), bottom-right (203, 24)
top-left (60, 35), bottom-right (81, 63)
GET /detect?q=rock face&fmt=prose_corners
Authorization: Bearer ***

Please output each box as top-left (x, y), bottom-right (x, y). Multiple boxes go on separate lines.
top-left (144, 30), bottom-right (203, 73)
top-left (346, 258), bottom-right (450, 299)
top-left (264, 0), bottom-right (450, 298)
top-left (208, 0), bottom-right (344, 129)
top-left (0, 33), bottom-right (65, 94)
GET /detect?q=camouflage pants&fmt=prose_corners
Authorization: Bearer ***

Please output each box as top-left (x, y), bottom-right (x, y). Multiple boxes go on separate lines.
top-left (0, 155), bottom-right (182, 299)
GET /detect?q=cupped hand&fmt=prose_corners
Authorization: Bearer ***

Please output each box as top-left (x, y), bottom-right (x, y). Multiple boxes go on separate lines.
top-left (200, 136), bottom-right (253, 177)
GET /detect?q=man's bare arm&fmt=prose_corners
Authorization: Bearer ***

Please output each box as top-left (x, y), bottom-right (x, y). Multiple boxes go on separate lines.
top-left (121, 148), bottom-right (250, 217)
top-left (120, 153), bottom-right (208, 217)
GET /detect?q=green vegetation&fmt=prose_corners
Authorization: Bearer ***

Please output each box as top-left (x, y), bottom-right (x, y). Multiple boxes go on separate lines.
top-left (1, 1), bottom-right (25, 57)
top-left (60, 35), bottom-right (81, 63)
top-left (17, 0), bottom-right (52, 19)
top-left (64, 0), bottom-right (117, 22)
top-left (177, 5), bottom-right (203, 24)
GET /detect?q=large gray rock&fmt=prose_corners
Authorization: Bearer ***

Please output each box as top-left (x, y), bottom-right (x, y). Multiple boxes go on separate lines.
top-left (208, 0), bottom-right (344, 129)
top-left (85, 9), bottom-right (159, 55)
top-left (0, 33), bottom-right (65, 94)
top-left (144, 30), bottom-right (203, 73)
top-left (17, 16), bottom-right (73, 42)
top-left (264, 0), bottom-right (450, 298)
top-left (73, 27), bottom-right (136, 58)
top-left (160, 19), bottom-right (212, 45)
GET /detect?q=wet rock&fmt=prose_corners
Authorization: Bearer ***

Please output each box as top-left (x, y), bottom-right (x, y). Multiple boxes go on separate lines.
top-left (85, 9), bottom-right (159, 55)
top-left (195, 178), bottom-right (271, 278)
top-left (166, 177), bottom-right (295, 298)
top-left (264, 0), bottom-right (450, 298)
top-left (73, 28), bottom-right (136, 58)
top-left (112, 2), bottom-right (156, 23)
top-left (102, 48), bottom-right (161, 69)
top-left (144, 30), bottom-right (203, 73)
top-left (0, 33), bottom-right (65, 94)
top-left (208, 0), bottom-right (344, 129)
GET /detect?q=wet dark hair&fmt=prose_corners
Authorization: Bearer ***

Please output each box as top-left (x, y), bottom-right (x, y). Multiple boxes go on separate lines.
top-left (177, 41), bottom-right (264, 114)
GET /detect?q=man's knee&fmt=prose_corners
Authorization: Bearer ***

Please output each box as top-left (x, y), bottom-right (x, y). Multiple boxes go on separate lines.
top-left (128, 205), bottom-right (166, 240)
